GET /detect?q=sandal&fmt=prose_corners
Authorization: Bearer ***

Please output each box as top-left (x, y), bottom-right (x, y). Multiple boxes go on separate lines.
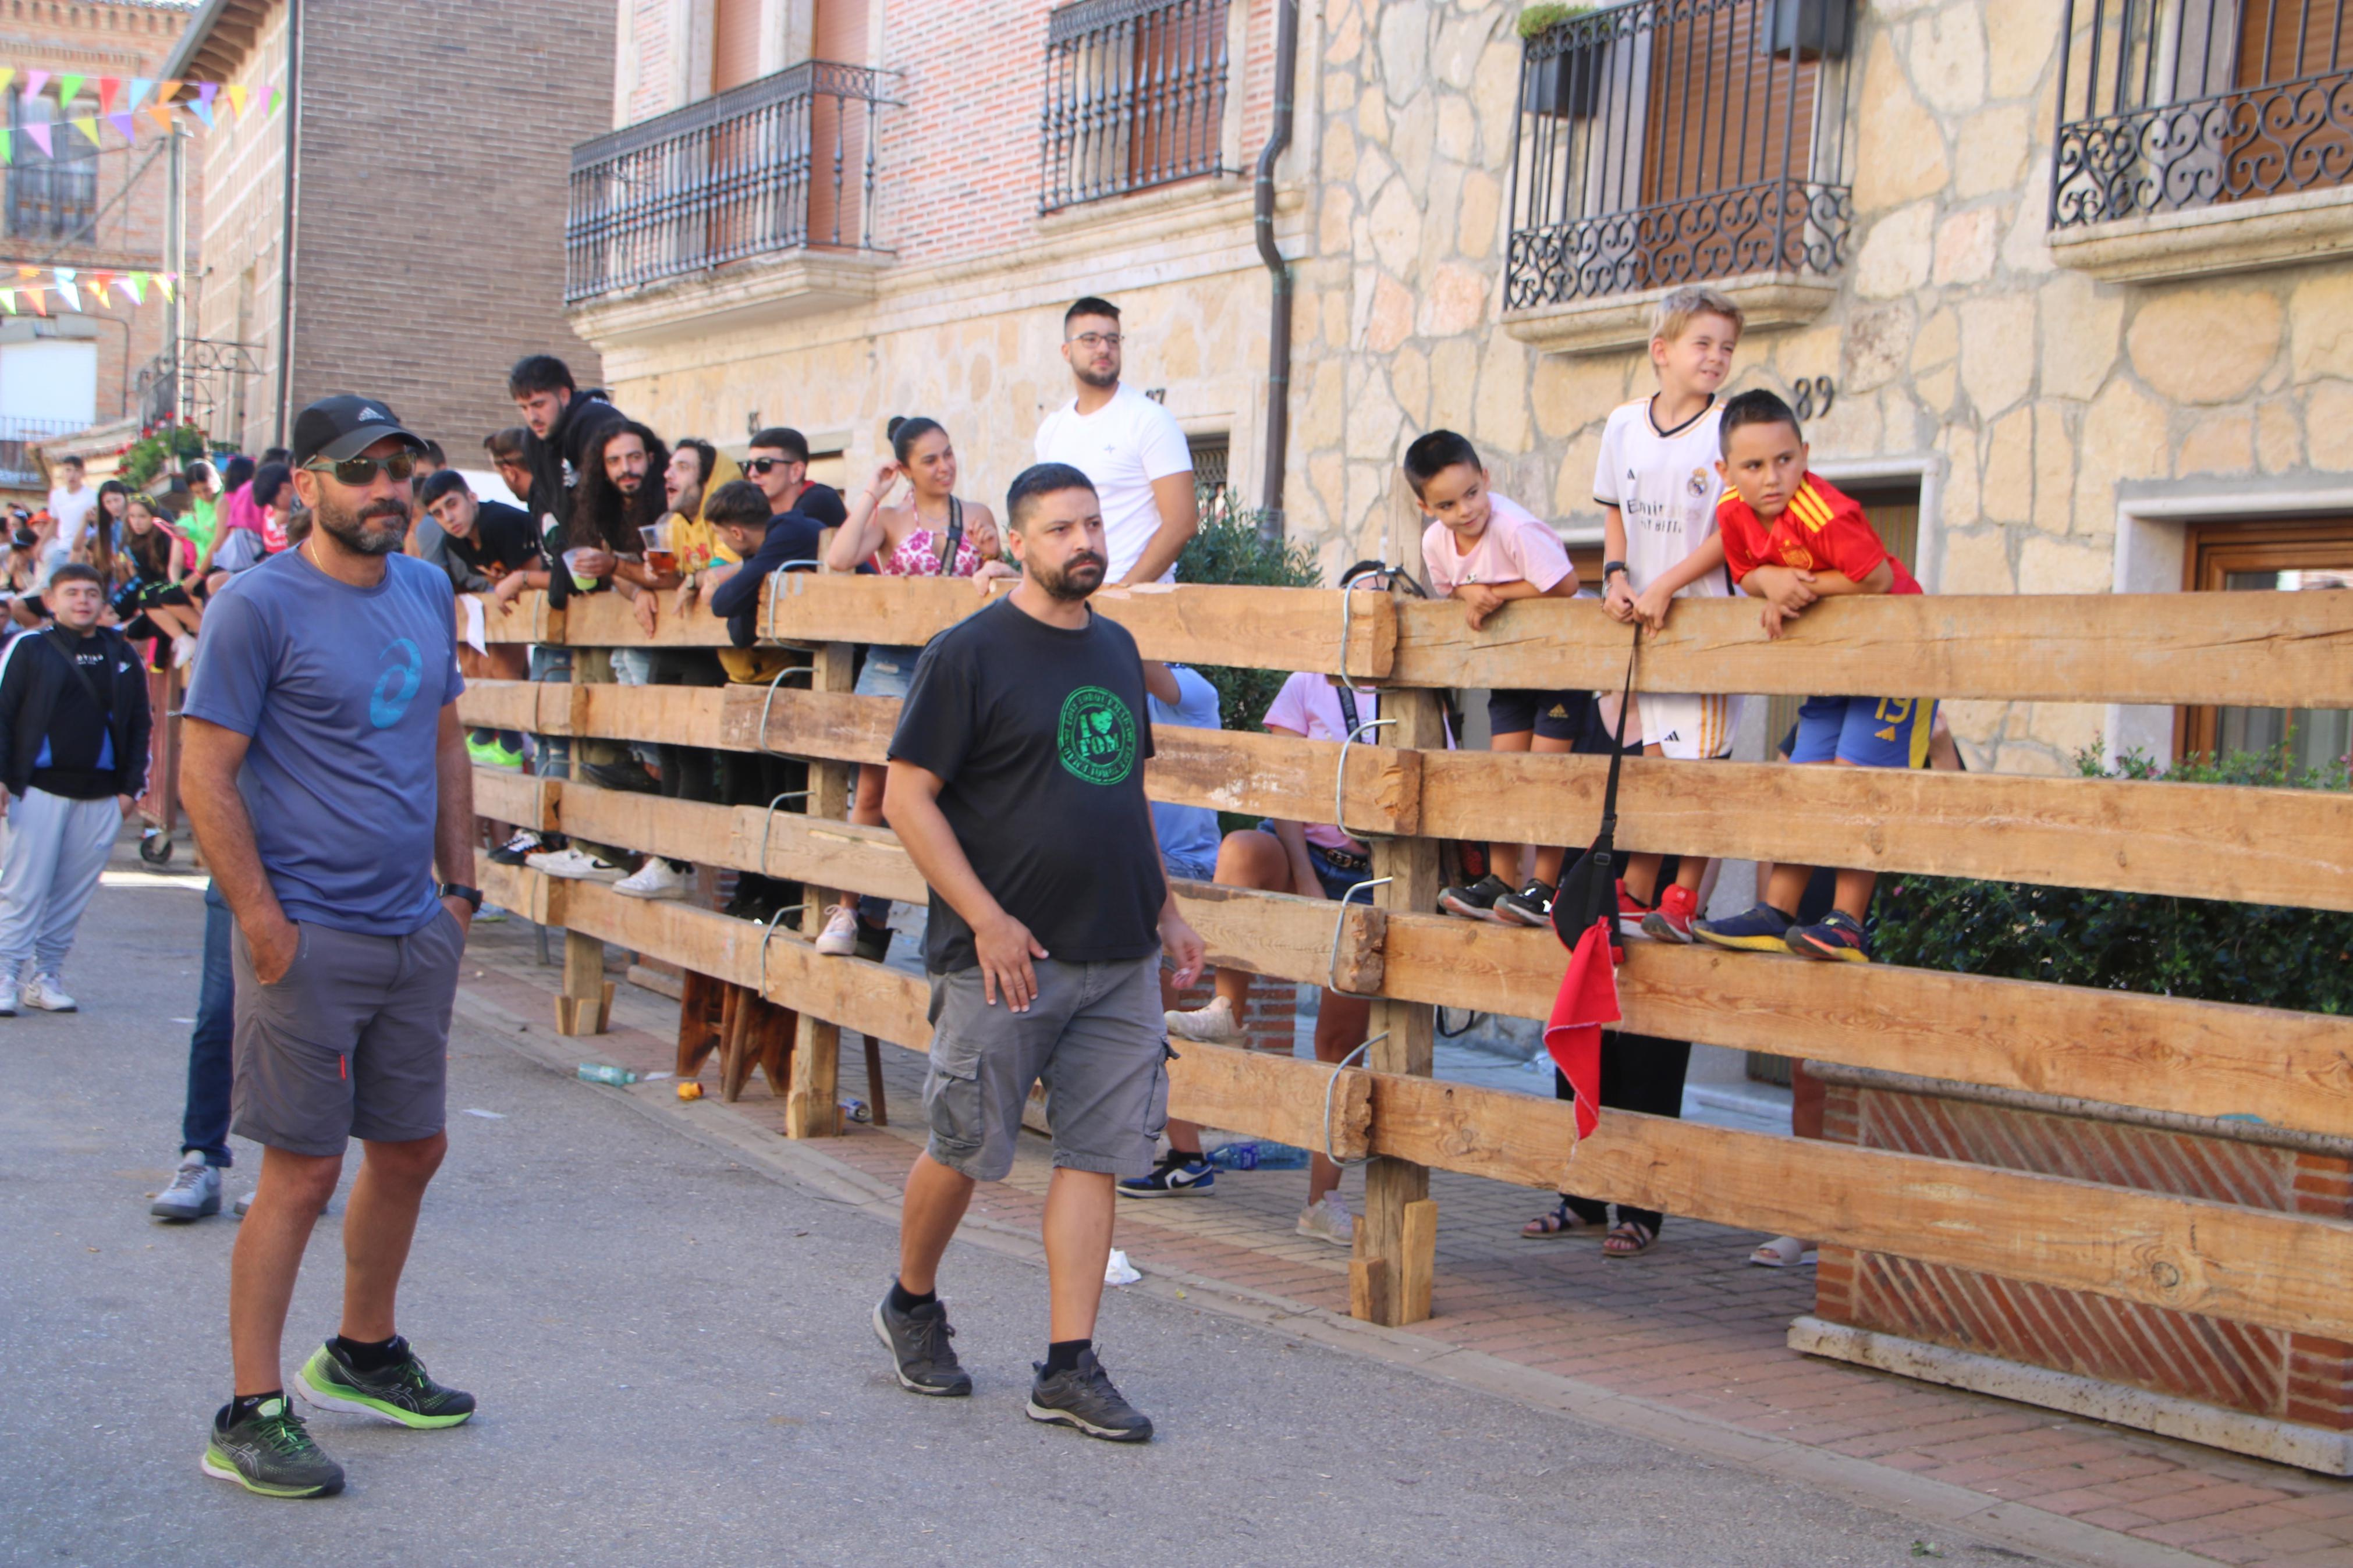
top-left (1749, 1235), bottom-right (1819, 1268)
top-left (1602, 1220), bottom-right (1658, 1257)
top-left (1520, 1199), bottom-right (1605, 1239)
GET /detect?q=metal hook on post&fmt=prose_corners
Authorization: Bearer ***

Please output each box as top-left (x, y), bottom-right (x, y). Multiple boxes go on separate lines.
top-left (754, 660), bottom-right (816, 757)
top-left (1323, 875), bottom-right (1392, 999)
top-left (755, 788), bottom-right (814, 877)
top-left (1333, 715), bottom-right (1396, 845)
top-left (757, 902), bottom-right (810, 972)
top-left (1321, 1033), bottom-right (1383, 1168)
top-left (759, 561), bottom-right (826, 644)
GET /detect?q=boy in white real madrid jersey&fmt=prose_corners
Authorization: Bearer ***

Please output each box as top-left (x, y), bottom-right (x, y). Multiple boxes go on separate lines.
top-left (1594, 286), bottom-right (1746, 943)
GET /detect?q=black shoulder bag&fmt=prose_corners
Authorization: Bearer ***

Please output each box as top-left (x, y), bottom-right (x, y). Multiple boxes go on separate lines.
top-left (1551, 621), bottom-right (1642, 952)
top-left (934, 496), bottom-right (965, 574)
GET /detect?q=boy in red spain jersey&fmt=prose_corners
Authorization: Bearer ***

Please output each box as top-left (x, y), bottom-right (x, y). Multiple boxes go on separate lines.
top-left (1692, 388), bottom-right (1930, 965)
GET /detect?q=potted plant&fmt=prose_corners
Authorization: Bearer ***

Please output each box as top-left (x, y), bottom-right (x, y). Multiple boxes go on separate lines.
top-left (1518, 3), bottom-right (1605, 120)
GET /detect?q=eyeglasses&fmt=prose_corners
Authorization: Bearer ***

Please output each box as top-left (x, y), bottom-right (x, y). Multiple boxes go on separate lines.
top-left (745, 456), bottom-right (800, 475)
top-left (1067, 332), bottom-right (1123, 349)
top-left (304, 453), bottom-right (417, 486)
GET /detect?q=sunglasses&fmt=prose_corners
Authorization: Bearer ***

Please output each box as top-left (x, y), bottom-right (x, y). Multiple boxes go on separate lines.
top-left (305, 453), bottom-right (418, 486)
top-left (744, 456), bottom-right (801, 476)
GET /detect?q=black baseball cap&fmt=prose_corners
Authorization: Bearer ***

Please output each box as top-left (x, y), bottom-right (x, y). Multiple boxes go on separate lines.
top-left (290, 394), bottom-right (430, 467)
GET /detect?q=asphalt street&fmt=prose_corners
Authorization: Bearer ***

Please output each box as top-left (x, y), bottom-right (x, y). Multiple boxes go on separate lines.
top-left (0, 861), bottom-right (2037, 1567)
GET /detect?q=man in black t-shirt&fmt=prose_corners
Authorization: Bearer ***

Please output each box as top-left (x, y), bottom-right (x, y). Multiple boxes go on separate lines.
top-left (873, 462), bottom-right (1203, 1443)
top-left (416, 470), bottom-right (537, 592)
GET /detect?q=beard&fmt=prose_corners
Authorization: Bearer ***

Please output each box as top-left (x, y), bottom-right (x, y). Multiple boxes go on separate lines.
top-left (1073, 360), bottom-right (1118, 390)
top-left (1034, 552), bottom-right (1105, 602)
top-left (615, 473), bottom-right (642, 495)
top-left (315, 489), bottom-right (410, 557)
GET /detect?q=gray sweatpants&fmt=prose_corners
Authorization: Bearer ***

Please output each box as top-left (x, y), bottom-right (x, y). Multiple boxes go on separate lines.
top-left (0, 787), bottom-right (119, 980)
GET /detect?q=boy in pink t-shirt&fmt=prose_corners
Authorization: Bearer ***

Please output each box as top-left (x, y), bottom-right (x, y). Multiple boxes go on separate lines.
top-left (1406, 430), bottom-right (1583, 930)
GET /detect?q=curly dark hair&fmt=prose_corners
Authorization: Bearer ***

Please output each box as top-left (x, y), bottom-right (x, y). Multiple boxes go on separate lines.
top-left (569, 420), bottom-right (669, 554)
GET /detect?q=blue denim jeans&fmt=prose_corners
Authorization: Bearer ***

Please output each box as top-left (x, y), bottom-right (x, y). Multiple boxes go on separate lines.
top-left (180, 883), bottom-right (235, 1167)
top-left (530, 644), bottom-right (573, 779)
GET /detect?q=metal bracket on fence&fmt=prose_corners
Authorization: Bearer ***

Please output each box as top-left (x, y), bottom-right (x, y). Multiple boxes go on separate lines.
top-left (754, 660), bottom-right (817, 756)
top-left (1322, 1033), bottom-right (1383, 1169)
top-left (1325, 875), bottom-right (1392, 999)
top-left (755, 789), bottom-right (814, 876)
top-left (757, 902), bottom-right (810, 970)
top-left (1333, 716), bottom-right (1396, 844)
top-left (759, 562), bottom-right (826, 643)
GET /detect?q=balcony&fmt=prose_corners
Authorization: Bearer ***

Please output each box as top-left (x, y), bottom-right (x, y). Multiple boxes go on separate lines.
top-left (1039, 0), bottom-right (1233, 213)
top-left (0, 415), bottom-right (86, 489)
top-left (565, 62), bottom-right (893, 331)
top-left (2049, 0), bottom-right (2353, 282)
top-left (1501, 0), bottom-right (1858, 355)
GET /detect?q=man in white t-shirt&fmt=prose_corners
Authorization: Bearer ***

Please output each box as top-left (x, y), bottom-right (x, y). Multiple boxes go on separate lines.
top-left (1032, 296), bottom-right (1197, 585)
top-left (45, 456), bottom-right (96, 547)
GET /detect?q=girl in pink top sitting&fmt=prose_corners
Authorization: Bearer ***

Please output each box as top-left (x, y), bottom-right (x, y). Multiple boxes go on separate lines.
top-left (815, 415), bottom-right (1003, 958)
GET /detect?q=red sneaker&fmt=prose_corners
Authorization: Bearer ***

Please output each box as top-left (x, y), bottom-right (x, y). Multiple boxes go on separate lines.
top-left (1613, 879), bottom-right (1655, 941)
top-left (1642, 883), bottom-right (1699, 944)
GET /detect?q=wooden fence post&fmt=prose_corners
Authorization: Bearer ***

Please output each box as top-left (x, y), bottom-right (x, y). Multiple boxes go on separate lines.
top-left (555, 929), bottom-right (612, 1036)
top-left (1353, 685), bottom-right (1443, 1327)
top-left (784, 641), bottom-right (858, 1137)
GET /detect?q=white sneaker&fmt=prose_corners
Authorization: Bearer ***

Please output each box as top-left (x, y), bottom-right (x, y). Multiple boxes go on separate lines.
top-left (1164, 996), bottom-right (1241, 1043)
top-left (23, 973), bottom-right (76, 1012)
top-left (814, 905), bottom-right (860, 957)
top-left (232, 1188), bottom-right (253, 1218)
top-left (151, 1153), bottom-right (222, 1220)
top-left (613, 859), bottom-right (687, 900)
top-left (172, 633), bottom-right (198, 669)
top-left (1297, 1193), bottom-right (1355, 1247)
top-left (526, 848), bottom-right (626, 882)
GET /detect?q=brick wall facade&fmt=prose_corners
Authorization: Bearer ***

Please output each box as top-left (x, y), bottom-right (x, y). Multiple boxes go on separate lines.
top-left (0, 1), bottom-right (196, 454)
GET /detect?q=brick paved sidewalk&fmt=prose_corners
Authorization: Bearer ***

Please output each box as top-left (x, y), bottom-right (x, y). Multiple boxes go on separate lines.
top-left (463, 919), bottom-right (2353, 1568)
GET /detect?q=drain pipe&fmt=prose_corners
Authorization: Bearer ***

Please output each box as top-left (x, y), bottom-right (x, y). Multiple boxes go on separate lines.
top-left (1252, 0), bottom-right (1300, 540)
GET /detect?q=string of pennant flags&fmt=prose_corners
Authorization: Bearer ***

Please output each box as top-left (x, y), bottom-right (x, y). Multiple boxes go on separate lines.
top-left (0, 66), bottom-right (282, 161)
top-left (0, 265), bottom-right (178, 317)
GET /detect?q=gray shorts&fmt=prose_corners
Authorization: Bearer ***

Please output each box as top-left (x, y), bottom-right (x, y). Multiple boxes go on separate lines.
top-left (231, 911), bottom-right (465, 1157)
top-left (923, 954), bottom-right (1170, 1183)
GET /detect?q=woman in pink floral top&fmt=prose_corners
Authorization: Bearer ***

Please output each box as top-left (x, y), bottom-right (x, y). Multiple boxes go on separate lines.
top-left (816, 415), bottom-right (1005, 958)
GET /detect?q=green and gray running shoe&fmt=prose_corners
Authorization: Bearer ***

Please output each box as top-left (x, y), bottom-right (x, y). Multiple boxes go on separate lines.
top-left (201, 1396), bottom-right (345, 1498)
top-left (295, 1338), bottom-right (476, 1428)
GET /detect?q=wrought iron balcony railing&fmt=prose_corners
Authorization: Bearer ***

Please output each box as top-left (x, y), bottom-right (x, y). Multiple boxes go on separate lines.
top-left (2052, 0), bottom-right (2353, 230)
top-left (1040, 0), bottom-right (1231, 212)
top-left (1504, 0), bottom-right (1858, 312)
top-left (567, 61), bottom-right (892, 303)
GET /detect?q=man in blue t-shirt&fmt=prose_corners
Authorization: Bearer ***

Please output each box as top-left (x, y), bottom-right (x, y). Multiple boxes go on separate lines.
top-left (180, 396), bottom-right (481, 1502)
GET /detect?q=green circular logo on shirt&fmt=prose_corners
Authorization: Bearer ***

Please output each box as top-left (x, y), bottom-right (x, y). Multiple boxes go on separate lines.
top-left (1057, 685), bottom-right (1137, 785)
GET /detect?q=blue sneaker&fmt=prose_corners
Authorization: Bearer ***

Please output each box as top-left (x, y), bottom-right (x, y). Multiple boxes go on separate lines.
top-left (1693, 903), bottom-right (1795, 953)
top-left (1117, 1153), bottom-right (1215, 1199)
top-left (1786, 909), bottom-right (1873, 963)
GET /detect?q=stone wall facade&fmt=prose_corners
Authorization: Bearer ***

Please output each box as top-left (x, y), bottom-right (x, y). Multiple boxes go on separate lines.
top-left (579, 0), bottom-right (2353, 776)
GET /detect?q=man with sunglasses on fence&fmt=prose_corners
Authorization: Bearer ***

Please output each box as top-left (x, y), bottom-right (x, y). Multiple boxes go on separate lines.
top-left (181, 396), bottom-right (479, 1499)
top-left (743, 426), bottom-right (849, 535)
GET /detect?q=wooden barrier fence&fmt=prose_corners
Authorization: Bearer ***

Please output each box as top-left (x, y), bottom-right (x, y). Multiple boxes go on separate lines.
top-left (462, 576), bottom-right (2353, 1335)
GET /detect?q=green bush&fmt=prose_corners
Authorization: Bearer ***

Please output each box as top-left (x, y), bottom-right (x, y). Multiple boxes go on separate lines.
top-left (119, 424), bottom-right (208, 489)
top-left (1871, 742), bottom-right (2353, 1014)
top-left (1175, 491), bottom-right (1323, 737)
top-left (1517, 2), bottom-right (1596, 38)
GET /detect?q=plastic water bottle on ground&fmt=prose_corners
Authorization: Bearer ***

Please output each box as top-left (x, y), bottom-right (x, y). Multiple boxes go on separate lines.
top-left (576, 1064), bottom-right (637, 1086)
top-left (1206, 1142), bottom-right (1261, 1170)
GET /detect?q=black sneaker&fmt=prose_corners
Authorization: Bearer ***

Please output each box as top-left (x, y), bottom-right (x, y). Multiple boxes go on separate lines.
top-left (1493, 880), bottom-right (1556, 928)
top-left (488, 829), bottom-right (551, 866)
top-left (873, 1293), bottom-right (973, 1396)
top-left (1436, 873), bottom-right (1514, 922)
top-left (1116, 1152), bottom-right (1216, 1199)
top-left (852, 920), bottom-right (893, 963)
top-left (201, 1396), bottom-right (345, 1498)
top-left (1027, 1347), bottom-right (1152, 1442)
top-left (295, 1338), bottom-right (476, 1428)
top-left (582, 759), bottom-right (659, 795)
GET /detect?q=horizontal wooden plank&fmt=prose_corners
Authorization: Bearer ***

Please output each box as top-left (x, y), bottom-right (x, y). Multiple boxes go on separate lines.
top-left (470, 769), bottom-right (555, 832)
top-left (505, 583), bottom-right (2353, 708)
top-left (1418, 749), bottom-right (2353, 912)
top-left (1367, 1072), bottom-right (2353, 1343)
top-left (1380, 915), bottom-right (2353, 1140)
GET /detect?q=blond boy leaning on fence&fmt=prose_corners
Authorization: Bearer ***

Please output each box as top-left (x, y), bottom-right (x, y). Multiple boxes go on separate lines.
top-left (1596, 285), bottom-right (1747, 943)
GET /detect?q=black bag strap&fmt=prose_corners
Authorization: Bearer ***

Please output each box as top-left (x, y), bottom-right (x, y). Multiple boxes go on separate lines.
top-left (936, 496), bottom-right (964, 573)
top-left (1333, 680), bottom-right (1376, 739)
top-left (1593, 620), bottom-right (1641, 843)
top-left (44, 627), bottom-right (108, 712)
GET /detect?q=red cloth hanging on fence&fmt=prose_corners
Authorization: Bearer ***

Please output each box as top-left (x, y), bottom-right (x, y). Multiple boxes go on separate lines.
top-left (1543, 917), bottom-right (1621, 1141)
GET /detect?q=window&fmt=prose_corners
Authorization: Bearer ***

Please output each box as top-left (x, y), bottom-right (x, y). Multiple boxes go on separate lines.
top-left (2052, 0), bottom-right (2353, 228)
top-left (1039, 0), bottom-right (1230, 212)
top-left (2178, 521), bottom-right (2352, 771)
top-left (1187, 431), bottom-right (1229, 493)
top-left (5, 90), bottom-right (98, 240)
top-left (1504, 0), bottom-right (1859, 311)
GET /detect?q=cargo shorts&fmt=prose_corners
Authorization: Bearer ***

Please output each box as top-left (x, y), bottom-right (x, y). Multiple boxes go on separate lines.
top-left (921, 954), bottom-right (1171, 1184)
top-left (230, 909), bottom-right (465, 1157)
